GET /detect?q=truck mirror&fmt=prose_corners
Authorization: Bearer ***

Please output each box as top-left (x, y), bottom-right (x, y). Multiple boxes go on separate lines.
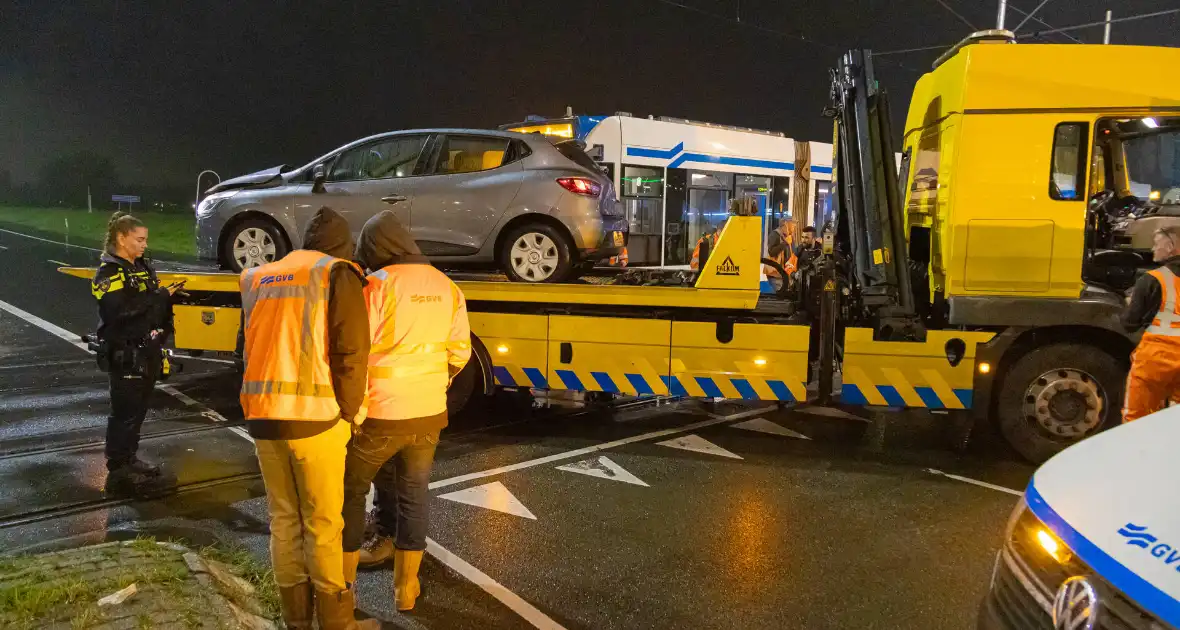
top-left (945, 338), bottom-right (967, 367)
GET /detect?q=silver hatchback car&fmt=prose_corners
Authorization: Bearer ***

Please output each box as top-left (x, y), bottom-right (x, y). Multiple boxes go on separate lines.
top-left (196, 128), bottom-right (626, 282)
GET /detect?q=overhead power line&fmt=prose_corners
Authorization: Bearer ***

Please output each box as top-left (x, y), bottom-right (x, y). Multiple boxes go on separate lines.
top-left (1007, 2), bottom-right (1082, 43)
top-left (1017, 8), bottom-right (1180, 39)
top-left (1011, 0), bottom-right (1052, 33)
top-left (933, 0), bottom-right (978, 31)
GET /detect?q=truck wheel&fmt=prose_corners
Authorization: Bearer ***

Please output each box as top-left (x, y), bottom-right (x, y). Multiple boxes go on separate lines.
top-left (448, 357), bottom-right (478, 416)
top-left (222, 219), bottom-right (288, 272)
top-left (996, 343), bottom-right (1124, 464)
top-left (500, 223), bottom-right (574, 283)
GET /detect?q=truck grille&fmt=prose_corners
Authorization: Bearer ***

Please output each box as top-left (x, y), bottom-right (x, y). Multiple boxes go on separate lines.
top-left (987, 509), bottom-right (1169, 630)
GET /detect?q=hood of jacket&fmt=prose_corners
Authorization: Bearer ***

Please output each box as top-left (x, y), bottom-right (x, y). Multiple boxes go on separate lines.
top-left (356, 210), bottom-right (429, 271)
top-left (302, 207), bottom-right (355, 260)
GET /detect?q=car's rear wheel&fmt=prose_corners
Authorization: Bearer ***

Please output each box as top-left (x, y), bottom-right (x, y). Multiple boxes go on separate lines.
top-left (222, 219), bottom-right (288, 272)
top-left (500, 223), bottom-right (573, 283)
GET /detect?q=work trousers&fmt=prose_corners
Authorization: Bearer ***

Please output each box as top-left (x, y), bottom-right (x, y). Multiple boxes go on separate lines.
top-left (254, 420), bottom-right (351, 594)
top-left (342, 430), bottom-right (440, 553)
top-left (1123, 340), bottom-right (1180, 423)
top-left (105, 366), bottom-right (159, 470)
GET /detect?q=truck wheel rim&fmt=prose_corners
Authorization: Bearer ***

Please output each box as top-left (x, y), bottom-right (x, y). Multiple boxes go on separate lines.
top-left (1022, 368), bottom-right (1104, 439)
top-left (510, 233), bottom-right (559, 281)
top-left (233, 228), bottom-right (277, 269)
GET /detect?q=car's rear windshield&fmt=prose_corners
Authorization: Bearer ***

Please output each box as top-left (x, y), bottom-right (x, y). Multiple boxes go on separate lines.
top-left (554, 140), bottom-right (602, 173)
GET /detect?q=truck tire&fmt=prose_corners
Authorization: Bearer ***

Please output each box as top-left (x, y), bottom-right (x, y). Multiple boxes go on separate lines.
top-left (996, 343), bottom-right (1124, 464)
top-left (222, 218), bottom-right (289, 272)
top-left (500, 223), bottom-right (574, 283)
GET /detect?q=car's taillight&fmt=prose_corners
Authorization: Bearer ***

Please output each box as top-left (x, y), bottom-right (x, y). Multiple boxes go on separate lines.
top-left (556, 177), bottom-right (602, 197)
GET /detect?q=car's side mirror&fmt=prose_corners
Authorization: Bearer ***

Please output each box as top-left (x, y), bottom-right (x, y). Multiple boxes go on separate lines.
top-left (312, 164), bottom-right (327, 193)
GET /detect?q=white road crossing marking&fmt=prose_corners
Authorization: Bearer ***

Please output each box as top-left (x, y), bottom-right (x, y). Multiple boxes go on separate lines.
top-left (438, 481), bottom-right (537, 520)
top-left (796, 406), bottom-right (866, 420)
top-left (555, 456), bottom-right (648, 486)
top-left (0, 244), bottom-right (8, 250)
top-left (732, 417), bottom-right (812, 440)
top-left (426, 538), bottom-right (568, 630)
top-left (656, 434), bottom-right (743, 459)
top-left (926, 468), bottom-right (1023, 496)
top-left (0, 227), bottom-right (101, 252)
top-left (429, 409), bottom-right (761, 490)
top-left (48, 259), bottom-right (70, 267)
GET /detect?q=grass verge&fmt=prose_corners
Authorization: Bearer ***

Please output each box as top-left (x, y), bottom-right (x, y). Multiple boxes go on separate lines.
top-left (0, 205), bottom-right (197, 259)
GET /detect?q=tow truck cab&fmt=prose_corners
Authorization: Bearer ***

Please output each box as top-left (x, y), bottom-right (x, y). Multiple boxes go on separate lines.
top-left (979, 408), bottom-right (1180, 629)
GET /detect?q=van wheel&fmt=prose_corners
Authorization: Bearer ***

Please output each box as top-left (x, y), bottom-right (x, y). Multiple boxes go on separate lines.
top-left (500, 223), bottom-right (573, 283)
top-left (222, 219), bottom-right (288, 272)
top-left (996, 343), bottom-right (1124, 464)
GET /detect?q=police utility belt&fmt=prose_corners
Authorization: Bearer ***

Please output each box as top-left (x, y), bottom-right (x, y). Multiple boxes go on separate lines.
top-left (83, 333), bottom-right (175, 379)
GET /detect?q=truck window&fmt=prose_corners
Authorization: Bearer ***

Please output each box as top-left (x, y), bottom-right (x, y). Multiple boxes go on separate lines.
top-left (1050, 123), bottom-right (1089, 201)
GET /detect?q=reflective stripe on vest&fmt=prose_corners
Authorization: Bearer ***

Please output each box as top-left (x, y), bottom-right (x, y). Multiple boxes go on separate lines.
top-left (239, 251), bottom-right (343, 421)
top-left (1147, 267), bottom-right (1180, 336)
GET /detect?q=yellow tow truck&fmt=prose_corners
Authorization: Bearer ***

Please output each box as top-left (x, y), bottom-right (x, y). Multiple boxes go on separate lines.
top-left (62, 31), bottom-right (1180, 462)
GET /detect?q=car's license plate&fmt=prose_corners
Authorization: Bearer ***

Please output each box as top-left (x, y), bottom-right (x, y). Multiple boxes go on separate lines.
top-left (612, 231), bottom-right (624, 246)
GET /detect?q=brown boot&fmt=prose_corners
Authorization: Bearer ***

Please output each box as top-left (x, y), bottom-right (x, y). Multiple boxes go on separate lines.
top-left (278, 582), bottom-right (314, 629)
top-left (393, 549), bottom-right (424, 612)
top-left (315, 588), bottom-right (380, 630)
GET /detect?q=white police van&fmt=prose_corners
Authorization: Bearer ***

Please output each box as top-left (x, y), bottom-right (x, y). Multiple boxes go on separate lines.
top-left (979, 408), bottom-right (1180, 629)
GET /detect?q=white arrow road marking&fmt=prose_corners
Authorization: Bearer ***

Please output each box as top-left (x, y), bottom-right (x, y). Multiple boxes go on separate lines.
top-left (438, 481), bottom-right (537, 520)
top-left (556, 456), bottom-right (648, 486)
top-left (731, 417), bottom-right (812, 439)
top-left (656, 434), bottom-right (743, 459)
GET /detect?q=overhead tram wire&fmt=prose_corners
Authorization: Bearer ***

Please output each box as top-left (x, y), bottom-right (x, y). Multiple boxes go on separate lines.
top-left (650, 0), bottom-right (924, 74)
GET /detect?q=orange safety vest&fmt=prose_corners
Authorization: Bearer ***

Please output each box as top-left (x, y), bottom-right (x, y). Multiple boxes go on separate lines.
top-left (690, 233), bottom-right (719, 271)
top-left (364, 263), bottom-right (472, 421)
top-left (1142, 267), bottom-right (1180, 346)
top-left (763, 227), bottom-right (798, 278)
top-left (239, 250), bottom-right (356, 422)
top-left (609, 247), bottom-right (629, 267)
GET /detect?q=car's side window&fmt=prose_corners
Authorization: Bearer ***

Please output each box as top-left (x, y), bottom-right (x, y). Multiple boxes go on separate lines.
top-left (327, 135), bottom-right (428, 182)
top-left (430, 135), bottom-right (513, 175)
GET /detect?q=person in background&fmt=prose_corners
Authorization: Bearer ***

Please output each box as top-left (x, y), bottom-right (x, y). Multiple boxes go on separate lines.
top-left (239, 207), bottom-right (376, 630)
top-left (764, 219), bottom-right (798, 291)
top-left (690, 223), bottom-right (723, 271)
top-left (342, 210), bottom-right (471, 613)
top-left (794, 225), bottom-right (819, 257)
top-left (91, 212), bottom-right (181, 495)
top-left (1121, 226), bottom-right (1180, 423)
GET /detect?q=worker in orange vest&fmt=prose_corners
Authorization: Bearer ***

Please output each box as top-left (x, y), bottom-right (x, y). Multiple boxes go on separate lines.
top-left (690, 225), bottom-right (722, 271)
top-left (764, 220), bottom-right (799, 290)
top-left (342, 210), bottom-right (472, 612)
top-left (1122, 226), bottom-right (1180, 423)
top-left (239, 207), bottom-right (377, 630)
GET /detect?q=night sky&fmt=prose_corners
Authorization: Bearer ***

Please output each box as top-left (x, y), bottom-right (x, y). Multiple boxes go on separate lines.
top-left (3, 0), bottom-right (1177, 187)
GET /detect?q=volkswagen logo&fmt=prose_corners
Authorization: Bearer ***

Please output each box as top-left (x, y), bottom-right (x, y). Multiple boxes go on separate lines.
top-left (1053, 576), bottom-right (1100, 630)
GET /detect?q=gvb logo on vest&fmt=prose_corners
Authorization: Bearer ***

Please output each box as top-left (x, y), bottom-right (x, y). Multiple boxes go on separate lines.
top-left (1118, 523), bottom-right (1180, 568)
top-left (259, 273), bottom-right (296, 286)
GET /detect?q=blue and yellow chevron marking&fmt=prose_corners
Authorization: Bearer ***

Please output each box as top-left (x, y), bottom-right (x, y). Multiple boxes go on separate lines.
top-left (839, 328), bottom-right (995, 410)
top-left (495, 366), bottom-right (802, 402)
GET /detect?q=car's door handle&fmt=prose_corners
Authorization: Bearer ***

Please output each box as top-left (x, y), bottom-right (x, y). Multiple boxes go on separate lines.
top-left (381, 195), bottom-right (408, 205)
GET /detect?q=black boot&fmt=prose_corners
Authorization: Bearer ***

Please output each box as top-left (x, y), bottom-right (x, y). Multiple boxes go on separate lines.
top-left (127, 457), bottom-right (161, 477)
top-left (104, 465), bottom-right (158, 496)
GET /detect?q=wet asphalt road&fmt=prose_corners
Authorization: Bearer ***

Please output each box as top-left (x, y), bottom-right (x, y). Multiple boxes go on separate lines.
top-left (0, 223), bottom-right (1038, 629)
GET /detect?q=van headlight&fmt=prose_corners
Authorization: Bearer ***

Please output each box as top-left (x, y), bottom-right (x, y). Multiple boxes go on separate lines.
top-left (1007, 497), bottom-right (1073, 565)
top-left (196, 192), bottom-right (233, 218)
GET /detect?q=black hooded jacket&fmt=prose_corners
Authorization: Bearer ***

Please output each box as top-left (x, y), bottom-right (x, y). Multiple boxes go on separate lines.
top-left (243, 207), bottom-right (371, 440)
top-left (91, 252), bottom-right (172, 348)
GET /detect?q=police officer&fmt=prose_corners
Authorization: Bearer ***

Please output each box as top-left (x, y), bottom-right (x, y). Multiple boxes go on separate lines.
top-left (91, 212), bottom-right (180, 494)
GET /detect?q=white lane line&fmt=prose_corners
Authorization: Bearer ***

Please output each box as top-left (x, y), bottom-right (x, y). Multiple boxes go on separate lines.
top-left (926, 468), bottom-right (1023, 497)
top-left (426, 538), bottom-right (567, 630)
top-left (0, 227), bottom-right (101, 252)
top-left (429, 405), bottom-right (773, 491)
top-left (0, 297), bottom-right (242, 437)
top-left (0, 245), bottom-right (8, 250)
top-left (48, 259), bottom-right (70, 267)
top-left (0, 298), bottom-right (90, 352)
top-left (1, 295), bottom-right (555, 630)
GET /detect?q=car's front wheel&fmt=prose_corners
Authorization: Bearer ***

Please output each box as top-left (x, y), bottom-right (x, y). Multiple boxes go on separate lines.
top-left (499, 223), bottom-right (574, 283)
top-left (222, 219), bottom-right (289, 272)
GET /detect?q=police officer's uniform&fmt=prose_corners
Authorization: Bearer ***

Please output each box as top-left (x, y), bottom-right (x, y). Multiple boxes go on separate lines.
top-left (91, 252), bottom-right (172, 487)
